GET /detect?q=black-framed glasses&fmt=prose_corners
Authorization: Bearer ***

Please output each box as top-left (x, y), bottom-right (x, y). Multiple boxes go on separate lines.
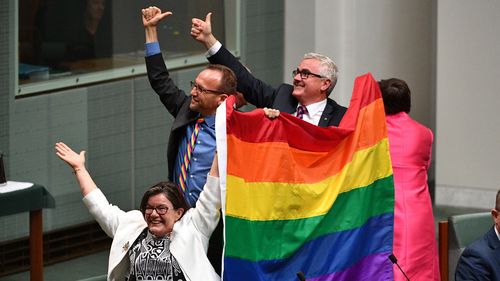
top-left (292, 68), bottom-right (325, 80)
top-left (190, 81), bottom-right (225, 94)
top-left (144, 206), bottom-right (169, 215)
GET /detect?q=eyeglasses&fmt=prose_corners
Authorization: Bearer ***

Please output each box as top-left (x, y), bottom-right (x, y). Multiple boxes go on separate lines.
top-left (292, 68), bottom-right (326, 80)
top-left (144, 206), bottom-right (169, 215)
top-left (190, 81), bottom-right (225, 94)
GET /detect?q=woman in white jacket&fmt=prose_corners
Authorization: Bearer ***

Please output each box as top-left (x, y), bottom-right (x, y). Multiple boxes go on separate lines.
top-left (55, 142), bottom-right (221, 281)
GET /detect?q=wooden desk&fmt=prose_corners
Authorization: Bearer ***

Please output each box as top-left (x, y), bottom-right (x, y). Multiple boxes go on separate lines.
top-left (0, 184), bottom-right (55, 281)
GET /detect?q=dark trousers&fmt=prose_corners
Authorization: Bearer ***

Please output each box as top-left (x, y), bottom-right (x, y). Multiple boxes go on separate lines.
top-left (207, 211), bottom-right (224, 275)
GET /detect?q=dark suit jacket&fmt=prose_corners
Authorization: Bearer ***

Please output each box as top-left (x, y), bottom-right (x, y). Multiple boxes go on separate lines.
top-left (208, 45), bottom-right (347, 127)
top-left (145, 53), bottom-right (199, 181)
top-left (455, 226), bottom-right (500, 281)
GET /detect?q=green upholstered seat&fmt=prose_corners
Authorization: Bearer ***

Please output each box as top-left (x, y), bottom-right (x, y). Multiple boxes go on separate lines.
top-left (447, 212), bottom-right (492, 280)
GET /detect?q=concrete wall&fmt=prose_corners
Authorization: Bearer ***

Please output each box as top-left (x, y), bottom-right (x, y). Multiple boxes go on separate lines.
top-left (435, 1), bottom-right (500, 208)
top-left (0, 0), bottom-right (13, 174)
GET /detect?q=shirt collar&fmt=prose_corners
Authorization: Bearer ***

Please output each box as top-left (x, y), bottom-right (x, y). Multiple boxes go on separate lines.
top-left (495, 225), bottom-right (500, 241)
top-left (201, 114), bottom-right (216, 128)
top-left (298, 99), bottom-right (327, 116)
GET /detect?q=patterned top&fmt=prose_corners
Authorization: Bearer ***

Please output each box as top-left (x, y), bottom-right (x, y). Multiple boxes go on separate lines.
top-left (126, 228), bottom-right (186, 281)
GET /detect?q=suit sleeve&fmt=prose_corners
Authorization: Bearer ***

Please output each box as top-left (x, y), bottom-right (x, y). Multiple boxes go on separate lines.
top-left (208, 45), bottom-right (278, 108)
top-left (145, 53), bottom-right (189, 117)
top-left (82, 188), bottom-right (125, 238)
top-left (455, 246), bottom-right (492, 281)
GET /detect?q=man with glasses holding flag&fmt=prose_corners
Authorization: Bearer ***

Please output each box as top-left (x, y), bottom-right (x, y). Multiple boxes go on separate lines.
top-left (191, 13), bottom-right (346, 127)
top-left (142, 6), bottom-right (235, 275)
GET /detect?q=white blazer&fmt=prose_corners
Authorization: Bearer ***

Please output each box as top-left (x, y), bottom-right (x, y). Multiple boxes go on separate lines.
top-left (82, 176), bottom-right (221, 281)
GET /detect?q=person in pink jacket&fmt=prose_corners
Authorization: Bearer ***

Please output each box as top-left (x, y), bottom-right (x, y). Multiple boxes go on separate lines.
top-left (379, 78), bottom-right (440, 280)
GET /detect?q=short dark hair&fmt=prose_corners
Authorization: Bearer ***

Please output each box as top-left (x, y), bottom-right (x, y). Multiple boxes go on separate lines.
top-left (496, 190), bottom-right (500, 211)
top-left (378, 78), bottom-right (411, 115)
top-left (207, 64), bottom-right (237, 94)
top-left (140, 181), bottom-right (190, 217)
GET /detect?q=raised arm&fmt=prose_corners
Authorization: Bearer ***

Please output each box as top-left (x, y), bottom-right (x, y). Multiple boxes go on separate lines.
top-left (55, 142), bottom-right (96, 196)
top-left (191, 13), bottom-right (218, 50)
top-left (55, 142), bottom-right (126, 238)
top-left (142, 6), bottom-right (172, 43)
top-left (192, 153), bottom-right (221, 238)
top-left (191, 13), bottom-right (280, 108)
top-left (143, 6), bottom-right (189, 117)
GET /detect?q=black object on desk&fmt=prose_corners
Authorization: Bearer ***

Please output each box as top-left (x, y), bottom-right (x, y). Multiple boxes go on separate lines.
top-left (0, 152), bottom-right (6, 185)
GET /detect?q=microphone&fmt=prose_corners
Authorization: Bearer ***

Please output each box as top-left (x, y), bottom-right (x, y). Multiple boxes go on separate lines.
top-left (297, 271), bottom-right (306, 281)
top-left (388, 254), bottom-right (410, 281)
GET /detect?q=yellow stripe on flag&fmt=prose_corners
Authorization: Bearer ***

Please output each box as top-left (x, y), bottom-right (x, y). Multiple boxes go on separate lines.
top-left (226, 138), bottom-right (393, 220)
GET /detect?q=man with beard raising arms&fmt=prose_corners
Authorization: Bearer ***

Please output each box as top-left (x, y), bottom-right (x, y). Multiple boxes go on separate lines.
top-left (142, 7), bottom-right (235, 275)
top-left (191, 13), bottom-right (346, 127)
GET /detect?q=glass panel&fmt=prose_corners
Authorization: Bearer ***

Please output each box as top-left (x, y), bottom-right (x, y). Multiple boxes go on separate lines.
top-left (18, 0), bottom-right (226, 85)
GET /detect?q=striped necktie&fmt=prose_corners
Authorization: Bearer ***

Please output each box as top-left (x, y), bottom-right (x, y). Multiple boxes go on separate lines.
top-left (178, 118), bottom-right (204, 192)
top-left (296, 105), bottom-right (308, 119)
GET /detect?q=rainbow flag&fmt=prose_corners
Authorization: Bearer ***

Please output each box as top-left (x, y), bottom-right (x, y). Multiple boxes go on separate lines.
top-left (215, 73), bottom-right (394, 280)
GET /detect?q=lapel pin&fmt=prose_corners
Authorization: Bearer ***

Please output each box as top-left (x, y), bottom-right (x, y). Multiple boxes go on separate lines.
top-left (122, 241), bottom-right (130, 252)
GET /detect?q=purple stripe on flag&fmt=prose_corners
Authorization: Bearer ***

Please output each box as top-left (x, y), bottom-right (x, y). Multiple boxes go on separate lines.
top-left (307, 252), bottom-right (393, 281)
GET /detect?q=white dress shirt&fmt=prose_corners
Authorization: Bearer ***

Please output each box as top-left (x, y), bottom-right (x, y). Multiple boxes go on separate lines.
top-left (206, 41), bottom-right (222, 57)
top-left (294, 99), bottom-right (327, 126)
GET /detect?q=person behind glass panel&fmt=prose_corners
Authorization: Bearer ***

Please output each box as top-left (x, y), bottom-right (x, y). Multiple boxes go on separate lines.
top-left (84, 0), bottom-right (105, 36)
top-left (27, 0), bottom-right (106, 69)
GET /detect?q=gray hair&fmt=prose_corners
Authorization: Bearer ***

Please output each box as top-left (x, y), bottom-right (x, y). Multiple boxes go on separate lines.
top-left (303, 52), bottom-right (338, 94)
